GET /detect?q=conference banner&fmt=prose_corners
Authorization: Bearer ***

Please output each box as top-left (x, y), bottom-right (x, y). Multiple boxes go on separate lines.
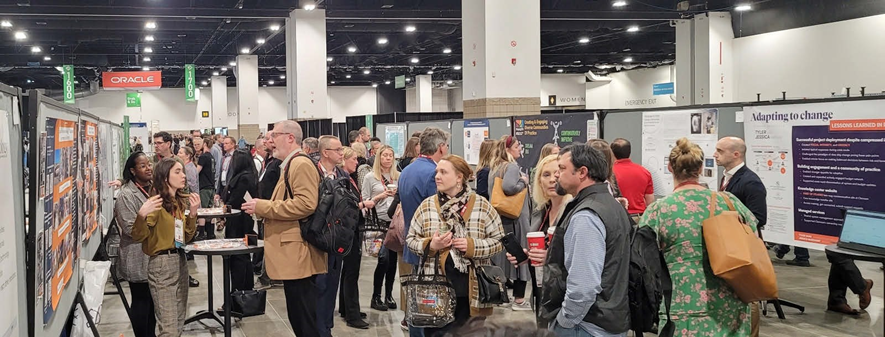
top-left (514, 112), bottom-right (597, 176)
top-left (62, 65), bottom-right (75, 104)
top-left (641, 109), bottom-right (720, 196)
top-left (184, 64), bottom-right (196, 101)
top-left (745, 100), bottom-right (885, 250)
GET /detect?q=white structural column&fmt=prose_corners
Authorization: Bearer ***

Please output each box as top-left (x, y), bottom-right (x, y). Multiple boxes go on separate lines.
top-left (415, 75), bottom-right (433, 112)
top-left (286, 9), bottom-right (329, 120)
top-left (210, 75), bottom-right (230, 128)
top-left (676, 12), bottom-right (734, 105)
top-left (236, 55), bottom-right (260, 125)
top-left (461, 0), bottom-right (541, 118)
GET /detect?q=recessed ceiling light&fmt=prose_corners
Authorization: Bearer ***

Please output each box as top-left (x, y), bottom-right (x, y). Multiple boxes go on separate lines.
top-left (212, 71), bottom-right (220, 76)
top-left (623, 48), bottom-right (632, 52)
top-left (363, 69), bottom-right (370, 74)
top-left (612, 1), bottom-right (627, 7)
top-left (221, 67), bottom-right (228, 71)
top-left (453, 65), bottom-right (462, 70)
top-left (345, 75), bottom-right (351, 79)
top-left (143, 56), bottom-right (151, 62)
top-left (145, 21), bottom-right (157, 30)
top-left (377, 37), bottom-right (388, 45)
top-left (327, 57), bottom-right (334, 62)
top-left (446, 80), bottom-right (453, 85)
top-left (240, 47), bottom-right (250, 54)
top-left (30, 46), bottom-right (41, 53)
top-left (442, 48), bottom-right (452, 54)
top-left (347, 46), bottom-right (357, 53)
top-left (627, 26), bottom-right (640, 33)
top-left (26, 79), bottom-right (32, 84)
top-left (405, 25), bottom-right (416, 32)
top-left (229, 61), bottom-right (237, 66)
top-left (201, 80), bottom-right (208, 86)
top-left (303, 3), bottom-right (316, 10)
top-left (256, 38), bottom-right (266, 44)
top-left (372, 83), bottom-right (378, 88)
top-left (145, 35), bottom-right (154, 41)
top-left (410, 57), bottom-right (419, 64)
top-left (269, 24), bottom-right (280, 31)
top-left (14, 31), bottom-right (26, 40)
top-left (556, 69), bottom-right (564, 73)
top-left (624, 57), bottom-right (633, 63)
top-left (280, 75), bottom-right (286, 79)
top-left (735, 4), bottom-right (752, 11)
top-left (578, 37), bottom-right (590, 44)
top-left (43, 56), bottom-right (51, 61)
top-left (573, 60), bottom-right (582, 64)
top-left (1, 20), bottom-right (11, 28)
top-left (144, 47), bottom-right (153, 53)
top-left (142, 66), bottom-right (150, 71)
top-left (385, 80), bottom-right (391, 85)
top-left (268, 80), bottom-right (275, 85)
top-left (406, 78), bottom-right (411, 82)
top-left (427, 70), bottom-right (433, 75)
top-left (331, 81), bottom-right (336, 84)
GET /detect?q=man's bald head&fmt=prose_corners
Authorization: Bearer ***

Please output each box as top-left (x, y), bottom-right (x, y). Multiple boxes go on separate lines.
top-left (714, 136), bottom-right (747, 170)
top-left (721, 137), bottom-right (747, 157)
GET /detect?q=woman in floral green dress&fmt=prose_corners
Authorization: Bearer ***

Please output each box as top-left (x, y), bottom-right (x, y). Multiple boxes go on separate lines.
top-left (639, 138), bottom-right (757, 337)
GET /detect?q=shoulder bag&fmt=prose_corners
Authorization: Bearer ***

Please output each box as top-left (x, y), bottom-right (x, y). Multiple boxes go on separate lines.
top-left (473, 262), bottom-right (510, 305)
top-left (490, 166), bottom-right (527, 219)
top-left (403, 244), bottom-right (456, 328)
top-left (383, 204), bottom-right (405, 252)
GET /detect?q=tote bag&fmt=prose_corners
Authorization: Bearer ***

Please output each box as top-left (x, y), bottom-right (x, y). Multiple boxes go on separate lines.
top-left (490, 175), bottom-right (527, 219)
top-left (403, 245), bottom-right (456, 328)
top-left (702, 191), bottom-right (778, 303)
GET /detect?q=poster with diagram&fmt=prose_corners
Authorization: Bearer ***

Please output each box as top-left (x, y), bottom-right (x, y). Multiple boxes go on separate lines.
top-left (79, 120), bottom-right (100, 241)
top-left (463, 119), bottom-right (489, 165)
top-left (43, 117), bottom-right (79, 323)
top-left (641, 109), bottom-right (720, 196)
top-left (385, 125), bottom-right (406, 158)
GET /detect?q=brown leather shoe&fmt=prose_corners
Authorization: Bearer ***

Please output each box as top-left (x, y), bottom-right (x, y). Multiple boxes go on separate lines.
top-left (859, 279), bottom-right (873, 310)
top-left (827, 303), bottom-right (860, 316)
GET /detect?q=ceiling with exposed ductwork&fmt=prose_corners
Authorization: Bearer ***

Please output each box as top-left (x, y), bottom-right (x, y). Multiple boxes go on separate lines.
top-left (0, 0), bottom-right (883, 91)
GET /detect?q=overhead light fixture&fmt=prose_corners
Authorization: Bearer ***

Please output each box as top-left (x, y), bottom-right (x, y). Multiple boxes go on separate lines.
top-left (612, 0), bottom-right (627, 7)
top-left (627, 26), bottom-right (640, 33)
top-left (347, 46), bottom-right (357, 53)
top-left (345, 75), bottom-right (351, 79)
top-left (43, 56), bottom-right (51, 61)
top-left (256, 38), bottom-right (266, 44)
top-left (363, 69), bottom-right (371, 74)
top-left (442, 48), bottom-right (452, 54)
top-left (406, 78), bottom-right (411, 82)
top-left (26, 79), bottom-right (32, 84)
top-left (1, 20), bottom-right (12, 28)
top-left (377, 37), bottom-right (388, 45)
top-left (229, 61), bottom-right (237, 66)
top-left (578, 37), bottom-right (590, 44)
top-left (143, 56), bottom-right (151, 62)
top-left (269, 24), bottom-right (280, 31)
top-left (556, 69), bottom-right (564, 73)
top-left (145, 35), bottom-right (154, 41)
top-left (14, 31), bottom-right (26, 40)
top-left (145, 21), bottom-right (157, 29)
top-left (410, 57), bottom-right (419, 64)
top-left (330, 81), bottom-right (336, 84)
top-left (144, 47), bottom-right (153, 53)
top-left (573, 60), bottom-right (582, 64)
top-left (303, 3), bottom-right (316, 10)
top-left (212, 71), bottom-right (219, 76)
top-left (142, 66), bottom-right (150, 71)
top-left (240, 47), bottom-right (250, 54)
top-left (30, 46), bottom-right (41, 53)
top-left (453, 65), bottom-right (462, 70)
top-left (55, 66), bottom-right (63, 73)
top-left (405, 25), bottom-right (416, 32)
top-left (446, 80), bottom-right (453, 85)
top-left (427, 70), bottom-right (433, 75)
top-left (201, 80), bottom-right (208, 86)
top-left (385, 80), bottom-right (391, 85)
top-left (372, 83), bottom-right (378, 88)
top-left (221, 67), bottom-right (228, 71)
top-left (624, 57), bottom-right (633, 63)
top-left (268, 80), bottom-right (275, 85)
top-left (280, 75), bottom-right (286, 79)
top-left (327, 56), bottom-right (334, 62)
top-left (735, 4), bottom-right (752, 11)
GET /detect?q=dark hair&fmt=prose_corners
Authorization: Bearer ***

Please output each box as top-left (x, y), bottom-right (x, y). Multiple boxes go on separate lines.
top-left (152, 158), bottom-right (189, 213)
top-left (587, 139), bottom-right (616, 183)
top-left (561, 144), bottom-right (609, 183)
top-left (228, 149), bottom-right (257, 180)
top-left (403, 136), bottom-right (420, 158)
top-left (153, 131), bottom-right (172, 143)
top-left (370, 137), bottom-right (381, 143)
top-left (611, 138), bottom-right (631, 160)
top-left (348, 130), bottom-right (360, 144)
top-left (123, 151), bottom-right (147, 183)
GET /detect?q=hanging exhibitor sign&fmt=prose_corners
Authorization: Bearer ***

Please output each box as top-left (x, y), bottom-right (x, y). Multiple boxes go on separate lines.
top-left (745, 100), bottom-right (885, 250)
top-left (641, 109), bottom-right (720, 196)
top-left (463, 119), bottom-right (489, 165)
top-left (184, 64), bottom-right (196, 101)
top-left (102, 71), bottom-right (162, 90)
top-left (126, 92), bottom-right (141, 108)
top-left (62, 65), bottom-right (75, 104)
top-left (514, 112), bottom-right (596, 175)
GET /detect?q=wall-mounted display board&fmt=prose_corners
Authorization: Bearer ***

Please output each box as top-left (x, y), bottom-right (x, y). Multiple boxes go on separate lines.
top-left (79, 112), bottom-right (102, 247)
top-left (513, 112), bottom-right (598, 176)
top-left (641, 109), bottom-right (720, 196)
top-left (0, 82), bottom-right (27, 337)
top-left (376, 123), bottom-right (408, 158)
top-left (449, 118), bottom-right (512, 165)
top-left (745, 98), bottom-right (885, 250)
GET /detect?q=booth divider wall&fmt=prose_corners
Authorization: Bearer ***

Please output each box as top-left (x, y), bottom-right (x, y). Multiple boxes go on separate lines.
top-left (0, 82), bottom-right (27, 337)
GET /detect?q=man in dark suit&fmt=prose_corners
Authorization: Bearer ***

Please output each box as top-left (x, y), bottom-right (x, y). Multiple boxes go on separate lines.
top-left (254, 130), bottom-right (283, 289)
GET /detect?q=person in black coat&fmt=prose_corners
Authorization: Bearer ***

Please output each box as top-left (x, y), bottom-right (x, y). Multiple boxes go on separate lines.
top-left (221, 149), bottom-right (259, 292)
top-left (253, 133), bottom-right (282, 278)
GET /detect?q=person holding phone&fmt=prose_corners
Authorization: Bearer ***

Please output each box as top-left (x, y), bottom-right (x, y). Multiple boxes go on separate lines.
top-left (131, 158), bottom-right (199, 337)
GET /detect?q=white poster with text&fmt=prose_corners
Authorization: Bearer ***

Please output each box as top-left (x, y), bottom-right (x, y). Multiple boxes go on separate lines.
top-left (641, 109), bottom-right (720, 196)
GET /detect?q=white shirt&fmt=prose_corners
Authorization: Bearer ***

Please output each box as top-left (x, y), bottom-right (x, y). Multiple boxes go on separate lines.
top-left (722, 162), bottom-right (745, 190)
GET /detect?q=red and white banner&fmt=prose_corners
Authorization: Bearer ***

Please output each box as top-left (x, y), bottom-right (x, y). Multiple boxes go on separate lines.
top-left (102, 71), bottom-right (162, 90)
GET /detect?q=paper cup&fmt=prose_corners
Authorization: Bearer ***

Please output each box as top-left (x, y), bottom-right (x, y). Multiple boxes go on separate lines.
top-left (526, 232), bottom-right (546, 266)
top-left (386, 184), bottom-right (397, 190)
top-left (547, 226), bottom-right (556, 242)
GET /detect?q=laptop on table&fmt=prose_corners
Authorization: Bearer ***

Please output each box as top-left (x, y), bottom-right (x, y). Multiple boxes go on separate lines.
top-left (836, 209), bottom-right (885, 256)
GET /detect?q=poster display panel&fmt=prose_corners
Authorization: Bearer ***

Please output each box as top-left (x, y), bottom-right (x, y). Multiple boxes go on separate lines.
top-left (385, 125), bottom-right (406, 158)
top-left (79, 119), bottom-right (101, 242)
top-left (0, 107), bottom-right (22, 337)
top-left (463, 119), bottom-right (489, 165)
top-left (745, 100), bottom-right (885, 250)
top-left (641, 109), bottom-right (720, 196)
top-left (514, 112), bottom-right (596, 176)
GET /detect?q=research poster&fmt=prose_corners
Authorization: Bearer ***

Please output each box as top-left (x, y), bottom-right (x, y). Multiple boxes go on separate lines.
top-left (514, 113), bottom-right (595, 176)
top-left (641, 109), bottom-right (720, 196)
top-left (385, 125), bottom-right (406, 158)
top-left (0, 109), bottom-right (22, 337)
top-left (80, 120), bottom-right (100, 241)
top-left (745, 101), bottom-right (885, 250)
top-left (463, 119), bottom-right (489, 165)
top-left (43, 117), bottom-right (79, 323)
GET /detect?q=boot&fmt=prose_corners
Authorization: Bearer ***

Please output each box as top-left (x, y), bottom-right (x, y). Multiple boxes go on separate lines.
top-left (371, 294), bottom-right (388, 311)
top-left (385, 295), bottom-right (397, 310)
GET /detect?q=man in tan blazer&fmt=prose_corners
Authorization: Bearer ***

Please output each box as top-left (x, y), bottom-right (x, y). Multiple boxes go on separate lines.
top-left (242, 120), bottom-right (324, 337)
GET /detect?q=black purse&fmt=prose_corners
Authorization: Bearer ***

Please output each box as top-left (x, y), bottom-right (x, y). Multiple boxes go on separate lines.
top-left (231, 289), bottom-right (267, 317)
top-left (473, 262), bottom-right (510, 305)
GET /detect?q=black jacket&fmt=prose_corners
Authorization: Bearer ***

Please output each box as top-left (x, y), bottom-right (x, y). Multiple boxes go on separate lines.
top-left (723, 165), bottom-right (767, 229)
top-left (258, 157), bottom-right (282, 200)
top-left (222, 171), bottom-right (258, 238)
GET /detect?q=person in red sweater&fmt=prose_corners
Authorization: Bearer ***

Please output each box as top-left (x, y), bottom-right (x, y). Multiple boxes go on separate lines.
top-left (610, 138), bottom-right (655, 221)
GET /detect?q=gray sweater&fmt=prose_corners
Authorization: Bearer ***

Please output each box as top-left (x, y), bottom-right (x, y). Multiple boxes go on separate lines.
top-left (362, 172), bottom-right (395, 222)
top-left (488, 162), bottom-right (531, 282)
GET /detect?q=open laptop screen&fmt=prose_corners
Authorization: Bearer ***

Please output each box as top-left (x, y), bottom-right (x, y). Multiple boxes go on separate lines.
top-left (839, 210), bottom-right (885, 250)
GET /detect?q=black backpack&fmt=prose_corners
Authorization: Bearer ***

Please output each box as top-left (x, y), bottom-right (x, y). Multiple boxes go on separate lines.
top-left (283, 154), bottom-right (360, 256)
top-left (628, 223), bottom-right (674, 337)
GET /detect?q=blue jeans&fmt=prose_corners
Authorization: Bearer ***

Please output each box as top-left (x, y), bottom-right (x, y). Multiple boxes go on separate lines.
top-left (316, 255), bottom-right (343, 337)
top-left (552, 322), bottom-right (596, 337)
top-left (409, 326), bottom-right (425, 337)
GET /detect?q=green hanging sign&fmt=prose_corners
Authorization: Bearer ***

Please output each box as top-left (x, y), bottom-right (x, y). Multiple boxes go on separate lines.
top-left (184, 64), bottom-right (196, 102)
top-left (395, 75), bottom-right (405, 89)
top-left (62, 64), bottom-right (75, 104)
top-left (126, 92), bottom-right (141, 108)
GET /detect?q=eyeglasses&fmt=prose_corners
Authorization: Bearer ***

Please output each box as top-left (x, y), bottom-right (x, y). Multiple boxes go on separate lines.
top-left (325, 147), bottom-right (344, 153)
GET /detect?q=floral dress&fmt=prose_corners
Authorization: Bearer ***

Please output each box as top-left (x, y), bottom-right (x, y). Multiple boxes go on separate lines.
top-left (639, 188), bottom-right (757, 337)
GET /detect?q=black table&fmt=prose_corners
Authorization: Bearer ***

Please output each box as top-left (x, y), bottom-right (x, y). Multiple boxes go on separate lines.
top-left (196, 208), bottom-right (241, 220)
top-left (825, 244), bottom-right (885, 265)
top-left (184, 240), bottom-right (263, 337)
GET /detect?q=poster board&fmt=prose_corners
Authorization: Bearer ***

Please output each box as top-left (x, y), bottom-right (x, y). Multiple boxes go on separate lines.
top-left (450, 118), bottom-right (512, 162)
top-left (78, 112), bottom-right (102, 252)
top-left (0, 83), bottom-right (27, 337)
top-left (462, 119), bottom-right (489, 165)
top-left (745, 99), bottom-right (885, 250)
top-left (641, 109), bottom-right (720, 196)
top-left (513, 112), bottom-right (598, 176)
top-left (376, 123), bottom-right (407, 158)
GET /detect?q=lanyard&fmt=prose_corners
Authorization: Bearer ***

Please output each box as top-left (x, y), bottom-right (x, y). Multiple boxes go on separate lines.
top-left (134, 182), bottom-right (151, 198)
top-left (538, 204), bottom-right (552, 232)
top-left (418, 154), bottom-right (432, 161)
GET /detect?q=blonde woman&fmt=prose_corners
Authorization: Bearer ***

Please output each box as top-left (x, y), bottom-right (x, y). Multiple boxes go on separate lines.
top-left (361, 145), bottom-right (401, 311)
top-left (538, 143), bottom-right (560, 162)
top-left (474, 139), bottom-right (498, 201)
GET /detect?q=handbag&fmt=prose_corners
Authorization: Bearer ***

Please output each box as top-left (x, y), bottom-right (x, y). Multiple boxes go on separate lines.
top-left (473, 263), bottom-right (510, 305)
top-left (702, 191), bottom-right (778, 303)
top-left (403, 245), bottom-right (456, 328)
top-left (231, 289), bottom-right (267, 317)
top-left (490, 175), bottom-right (527, 219)
top-left (383, 205), bottom-right (405, 253)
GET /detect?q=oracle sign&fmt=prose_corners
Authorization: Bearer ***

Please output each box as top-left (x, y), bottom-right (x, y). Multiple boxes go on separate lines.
top-left (102, 71), bottom-right (162, 90)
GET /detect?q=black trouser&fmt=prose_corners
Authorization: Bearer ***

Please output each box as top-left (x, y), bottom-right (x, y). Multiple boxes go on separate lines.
top-left (513, 280), bottom-right (528, 299)
top-left (338, 234), bottom-right (363, 322)
top-left (528, 266), bottom-right (547, 329)
top-left (372, 247), bottom-right (398, 298)
top-left (423, 297), bottom-right (476, 337)
top-left (826, 251), bottom-right (867, 306)
top-left (128, 281), bottom-right (157, 337)
top-left (284, 276), bottom-right (320, 337)
top-left (229, 254), bottom-right (254, 292)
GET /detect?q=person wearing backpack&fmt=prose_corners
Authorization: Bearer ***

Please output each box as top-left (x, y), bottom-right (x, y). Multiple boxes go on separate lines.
top-left (241, 120), bottom-right (324, 337)
top-left (539, 144), bottom-right (631, 337)
top-left (639, 138), bottom-right (758, 337)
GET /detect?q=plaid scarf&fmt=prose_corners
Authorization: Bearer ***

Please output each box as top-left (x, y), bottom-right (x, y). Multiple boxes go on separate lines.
top-left (438, 186), bottom-right (472, 272)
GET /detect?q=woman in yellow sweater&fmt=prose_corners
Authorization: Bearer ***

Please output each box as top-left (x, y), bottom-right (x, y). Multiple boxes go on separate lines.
top-left (132, 158), bottom-right (199, 337)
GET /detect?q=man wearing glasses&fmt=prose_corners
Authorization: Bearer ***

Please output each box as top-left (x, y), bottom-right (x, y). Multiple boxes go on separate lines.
top-left (152, 131), bottom-right (174, 163)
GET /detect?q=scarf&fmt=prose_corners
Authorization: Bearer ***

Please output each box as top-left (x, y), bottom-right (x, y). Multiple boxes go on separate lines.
top-left (438, 186), bottom-right (472, 273)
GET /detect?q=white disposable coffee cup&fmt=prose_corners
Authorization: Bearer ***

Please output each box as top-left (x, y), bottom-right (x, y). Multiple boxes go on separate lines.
top-left (386, 184), bottom-right (397, 190)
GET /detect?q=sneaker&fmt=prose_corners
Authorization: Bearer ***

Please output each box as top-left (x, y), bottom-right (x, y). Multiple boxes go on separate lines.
top-left (511, 300), bottom-right (532, 311)
top-left (255, 279), bottom-right (272, 290)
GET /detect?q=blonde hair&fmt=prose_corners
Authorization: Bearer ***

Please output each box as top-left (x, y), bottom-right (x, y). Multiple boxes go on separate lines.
top-left (475, 139), bottom-right (498, 173)
top-left (491, 136), bottom-right (515, 173)
top-left (532, 155), bottom-right (559, 207)
top-left (587, 139), bottom-right (616, 183)
top-left (351, 142), bottom-right (368, 158)
top-left (669, 137), bottom-right (704, 181)
top-left (373, 145), bottom-right (400, 181)
top-left (539, 143), bottom-right (559, 160)
top-left (342, 146), bottom-right (356, 161)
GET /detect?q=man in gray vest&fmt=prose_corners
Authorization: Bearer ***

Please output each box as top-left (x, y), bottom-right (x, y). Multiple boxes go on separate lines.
top-left (541, 144), bottom-right (631, 337)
